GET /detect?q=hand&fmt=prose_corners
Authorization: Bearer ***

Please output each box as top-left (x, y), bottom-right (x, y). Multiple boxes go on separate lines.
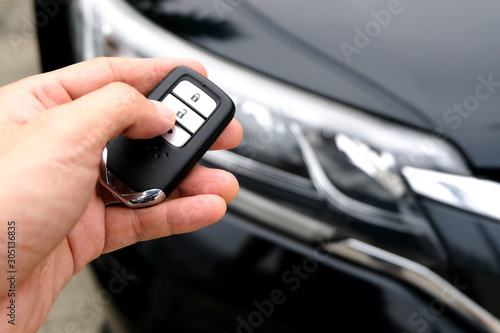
top-left (0, 57), bottom-right (242, 332)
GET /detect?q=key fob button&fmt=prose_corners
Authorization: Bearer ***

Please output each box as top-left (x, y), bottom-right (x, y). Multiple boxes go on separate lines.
top-left (161, 124), bottom-right (191, 147)
top-left (173, 80), bottom-right (217, 117)
top-left (162, 94), bottom-right (205, 134)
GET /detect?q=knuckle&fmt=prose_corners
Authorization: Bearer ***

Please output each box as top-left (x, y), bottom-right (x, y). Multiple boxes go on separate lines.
top-left (104, 82), bottom-right (144, 113)
top-left (130, 210), bottom-right (147, 242)
top-left (105, 81), bottom-right (134, 94)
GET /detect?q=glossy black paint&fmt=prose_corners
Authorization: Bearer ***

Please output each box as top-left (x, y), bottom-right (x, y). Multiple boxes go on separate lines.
top-left (422, 199), bottom-right (500, 316)
top-left (35, 0), bottom-right (75, 72)
top-left (127, 0), bottom-right (500, 173)
top-left (93, 213), bottom-right (481, 333)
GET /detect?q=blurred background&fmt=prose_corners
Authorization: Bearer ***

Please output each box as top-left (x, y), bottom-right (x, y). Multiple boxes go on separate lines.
top-left (0, 0), bottom-right (39, 86)
top-left (1, 0), bottom-right (106, 331)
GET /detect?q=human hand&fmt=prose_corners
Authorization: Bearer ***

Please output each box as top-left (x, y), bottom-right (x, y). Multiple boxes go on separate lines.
top-left (0, 57), bottom-right (242, 332)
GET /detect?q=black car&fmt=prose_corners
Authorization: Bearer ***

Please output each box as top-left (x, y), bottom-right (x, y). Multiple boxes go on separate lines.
top-left (36, 0), bottom-right (500, 332)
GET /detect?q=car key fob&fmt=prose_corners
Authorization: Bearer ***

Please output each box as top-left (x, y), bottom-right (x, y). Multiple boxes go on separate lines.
top-left (99, 66), bottom-right (235, 208)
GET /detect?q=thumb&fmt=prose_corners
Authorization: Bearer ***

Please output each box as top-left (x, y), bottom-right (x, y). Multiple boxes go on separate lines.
top-left (15, 81), bottom-right (176, 188)
top-left (49, 81), bottom-right (176, 146)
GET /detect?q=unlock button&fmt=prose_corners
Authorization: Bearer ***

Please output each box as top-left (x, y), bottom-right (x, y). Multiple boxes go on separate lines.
top-left (162, 94), bottom-right (205, 134)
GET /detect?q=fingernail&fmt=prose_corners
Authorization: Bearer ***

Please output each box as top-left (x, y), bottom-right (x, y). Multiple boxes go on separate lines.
top-left (150, 100), bottom-right (175, 121)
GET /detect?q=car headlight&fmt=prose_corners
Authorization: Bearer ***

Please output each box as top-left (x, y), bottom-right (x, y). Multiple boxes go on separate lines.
top-left (70, 0), bottom-right (500, 262)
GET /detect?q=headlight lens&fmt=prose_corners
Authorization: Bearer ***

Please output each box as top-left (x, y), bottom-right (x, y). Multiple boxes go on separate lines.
top-left (71, 0), bottom-right (486, 257)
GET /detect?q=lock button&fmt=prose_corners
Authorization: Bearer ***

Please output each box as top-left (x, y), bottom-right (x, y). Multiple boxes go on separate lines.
top-left (173, 80), bottom-right (217, 117)
top-left (191, 93), bottom-right (200, 102)
top-left (162, 94), bottom-right (205, 134)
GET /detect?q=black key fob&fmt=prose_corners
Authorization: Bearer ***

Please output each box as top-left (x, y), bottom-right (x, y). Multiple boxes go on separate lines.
top-left (99, 66), bottom-right (235, 208)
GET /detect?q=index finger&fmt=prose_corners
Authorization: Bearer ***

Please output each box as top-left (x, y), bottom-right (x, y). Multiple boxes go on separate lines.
top-left (47, 57), bottom-right (207, 100)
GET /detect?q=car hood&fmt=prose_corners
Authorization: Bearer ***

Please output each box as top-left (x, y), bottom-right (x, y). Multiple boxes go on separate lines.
top-left (134, 0), bottom-right (500, 172)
